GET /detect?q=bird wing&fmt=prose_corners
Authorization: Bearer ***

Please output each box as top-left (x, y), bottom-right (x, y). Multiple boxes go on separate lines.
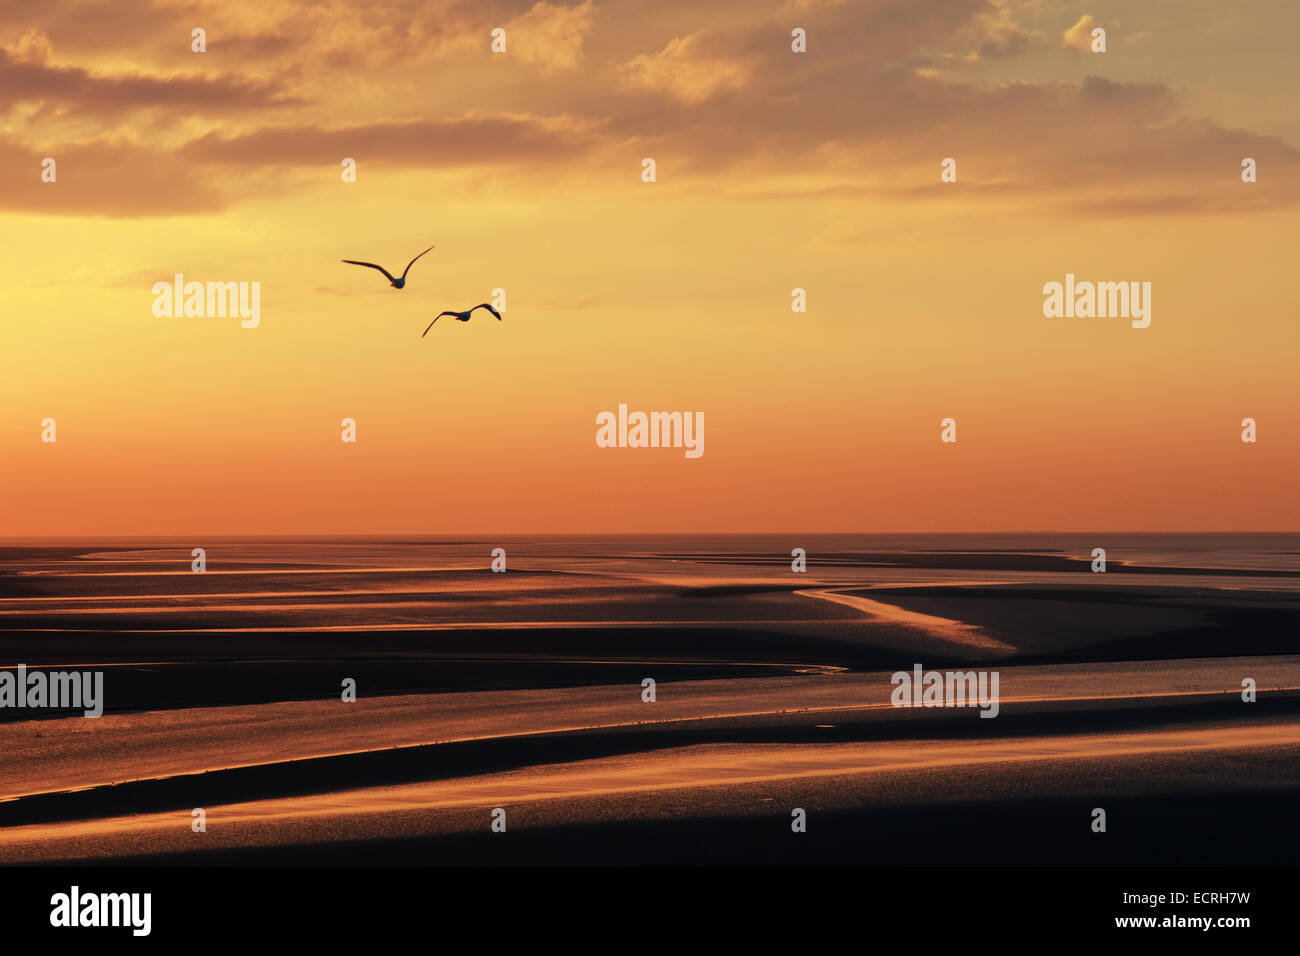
top-left (471, 303), bottom-right (502, 320)
top-left (401, 245), bottom-right (436, 280)
top-left (422, 312), bottom-right (456, 337)
top-left (341, 260), bottom-right (397, 283)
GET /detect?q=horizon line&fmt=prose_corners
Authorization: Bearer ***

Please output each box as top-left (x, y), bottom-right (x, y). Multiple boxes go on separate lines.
top-left (3, 530), bottom-right (1300, 542)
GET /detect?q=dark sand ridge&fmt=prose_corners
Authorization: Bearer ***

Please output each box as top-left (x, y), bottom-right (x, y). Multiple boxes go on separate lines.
top-left (2, 579), bottom-right (1297, 722)
top-left (848, 583), bottom-right (1300, 660)
top-left (635, 551), bottom-right (1300, 576)
top-left (0, 568), bottom-right (619, 601)
top-left (797, 587), bottom-right (1013, 653)
top-left (1, 577), bottom-right (1296, 719)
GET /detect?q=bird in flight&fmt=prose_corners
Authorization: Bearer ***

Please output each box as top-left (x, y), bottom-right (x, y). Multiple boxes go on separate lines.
top-left (341, 245), bottom-right (434, 289)
top-left (422, 303), bottom-right (502, 336)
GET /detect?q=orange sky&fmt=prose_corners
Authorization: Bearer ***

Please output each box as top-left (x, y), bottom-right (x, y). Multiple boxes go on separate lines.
top-left (2, 0), bottom-right (1298, 534)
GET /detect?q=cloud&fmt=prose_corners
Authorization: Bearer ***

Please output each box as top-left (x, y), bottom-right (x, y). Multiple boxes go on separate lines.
top-left (617, 31), bottom-right (754, 104)
top-left (179, 113), bottom-right (604, 168)
top-left (505, 1), bottom-right (597, 73)
top-left (289, 0), bottom-right (597, 72)
top-left (618, 59), bottom-right (1300, 218)
top-left (0, 135), bottom-right (224, 216)
top-left (0, 47), bottom-right (298, 116)
top-left (2, 0), bottom-right (1296, 221)
top-left (1063, 14), bottom-right (1101, 51)
top-left (3, 28), bottom-right (53, 64)
top-left (0, 109), bottom-right (607, 217)
top-left (0, 0), bottom-right (566, 74)
top-left (971, 2), bottom-right (1034, 58)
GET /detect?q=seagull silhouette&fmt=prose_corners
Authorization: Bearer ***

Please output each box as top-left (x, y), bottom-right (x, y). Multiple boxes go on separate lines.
top-left (422, 303), bottom-right (502, 336)
top-left (341, 245), bottom-right (434, 289)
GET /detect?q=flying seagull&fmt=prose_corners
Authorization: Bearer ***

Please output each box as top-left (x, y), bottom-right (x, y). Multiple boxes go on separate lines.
top-left (341, 245), bottom-right (434, 289)
top-left (422, 303), bottom-right (502, 336)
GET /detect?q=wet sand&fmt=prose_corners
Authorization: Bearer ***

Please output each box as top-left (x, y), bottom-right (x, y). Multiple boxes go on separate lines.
top-left (2, 657), bottom-right (1298, 863)
top-left (1, 535), bottom-right (1298, 864)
